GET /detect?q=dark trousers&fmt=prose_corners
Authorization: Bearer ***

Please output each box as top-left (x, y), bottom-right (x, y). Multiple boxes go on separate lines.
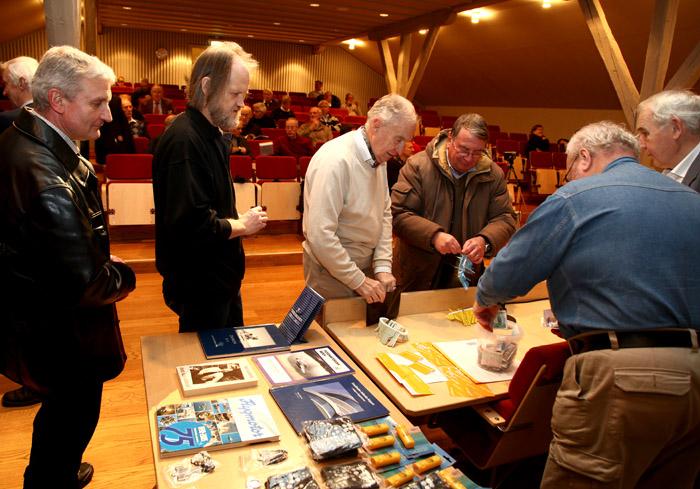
top-left (24, 377), bottom-right (103, 489)
top-left (167, 292), bottom-right (244, 333)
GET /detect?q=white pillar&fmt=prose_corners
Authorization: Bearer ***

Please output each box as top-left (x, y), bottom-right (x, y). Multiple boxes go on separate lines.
top-left (44, 0), bottom-right (81, 48)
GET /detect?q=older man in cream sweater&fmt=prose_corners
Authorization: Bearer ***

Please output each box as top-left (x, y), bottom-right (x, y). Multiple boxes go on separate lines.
top-left (302, 94), bottom-right (417, 305)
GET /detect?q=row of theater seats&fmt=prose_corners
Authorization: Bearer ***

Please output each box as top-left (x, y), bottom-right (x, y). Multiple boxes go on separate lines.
top-left (102, 154), bottom-right (312, 226)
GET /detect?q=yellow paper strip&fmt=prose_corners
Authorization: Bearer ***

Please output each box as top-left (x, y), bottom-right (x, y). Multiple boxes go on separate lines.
top-left (400, 351), bottom-right (422, 362)
top-left (408, 361), bottom-right (434, 375)
top-left (377, 353), bottom-right (433, 396)
top-left (412, 343), bottom-right (493, 399)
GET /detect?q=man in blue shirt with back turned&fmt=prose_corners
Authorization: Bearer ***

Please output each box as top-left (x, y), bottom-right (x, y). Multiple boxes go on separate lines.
top-left (474, 121), bottom-right (700, 488)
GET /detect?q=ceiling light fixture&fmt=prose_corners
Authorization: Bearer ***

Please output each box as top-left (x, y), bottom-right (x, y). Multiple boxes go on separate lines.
top-left (379, 13), bottom-right (389, 17)
top-left (459, 8), bottom-right (493, 24)
top-left (342, 38), bottom-right (365, 50)
top-left (122, 6), bottom-right (132, 10)
top-left (418, 29), bottom-right (428, 35)
top-left (543, 1), bottom-right (552, 8)
top-left (273, 22), bottom-right (281, 26)
top-left (309, 3), bottom-right (320, 6)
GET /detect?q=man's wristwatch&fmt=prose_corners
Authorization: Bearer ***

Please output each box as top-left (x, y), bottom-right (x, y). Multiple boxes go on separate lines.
top-left (478, 235), bottom-right (492, 256)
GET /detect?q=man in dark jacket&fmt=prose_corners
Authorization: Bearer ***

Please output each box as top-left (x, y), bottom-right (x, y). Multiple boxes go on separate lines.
top-left (153, 42), bottom-right (268, 333)
top-left (0, 46), bottom-right (135, 489)
top-left (392, 113), bottom-right (516, 294)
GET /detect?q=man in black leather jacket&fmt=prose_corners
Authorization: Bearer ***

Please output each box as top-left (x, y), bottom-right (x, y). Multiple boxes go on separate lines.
top-left (0, 46), bottom-right (135, 489)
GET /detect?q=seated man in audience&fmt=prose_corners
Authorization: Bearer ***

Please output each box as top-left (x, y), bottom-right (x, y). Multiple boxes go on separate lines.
top-left (239, 105), bottom-right (258, 139)
top-left (636, 89), bottom-right (700, 192)
top-left (308, 79), bottom-right (323, 99)
top-left (272, 94), bottom-right (295, 121)
top-left (298, 107), bottom-right (332, 149)
top-left (318, 100), bottom-right (341, 132)
top-left (261, 88), bottom-right (279, 111)
top-left (120, 94), bottom-right (147, 138)
top-left (303, 94), bottom-right (417, 304)
top-left (142, 84), bottom-right (173, 115)
top-left (473, 121), bottom-right (700, 488)
top-left (316, 90), bottom-right (341, 108)
top-left (275, 118), bottom-right (313, 157)
top-left (392, 113), bottom-right (516, 298)
top-left (0, 56), bottom-right (38, 134)
top-left (386, 139), bottom-right (417, 190)
top-left (246, 102), bottom-right (276, 136)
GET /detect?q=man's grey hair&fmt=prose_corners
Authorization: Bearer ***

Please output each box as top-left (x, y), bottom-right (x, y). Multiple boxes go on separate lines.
top-left (451, 113), bottom-right (489, 141)
top-left (1, 56), bottom-right (38, 87)
top-left (188, 41), bottom-right (257, 112)
top-left (32, 46), bottom-right (115, 111)
top-left (637, 90), bottom-right (700, 135)
top-left (567, 121), bottom-right (640, 160)
top-left (366, 94), bottom-right (417, 129)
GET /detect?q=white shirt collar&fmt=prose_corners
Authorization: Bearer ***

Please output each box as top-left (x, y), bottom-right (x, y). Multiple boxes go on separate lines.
top-left (31, 109), bottom-right (80, 154)
top-left (667, 139), bottom-right (700, 182)
top-left (354, 127), bottom-right (377, 168)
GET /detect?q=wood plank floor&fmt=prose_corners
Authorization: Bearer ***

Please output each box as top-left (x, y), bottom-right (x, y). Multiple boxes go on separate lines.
top-left (0, 237), bottom-right (306, 489)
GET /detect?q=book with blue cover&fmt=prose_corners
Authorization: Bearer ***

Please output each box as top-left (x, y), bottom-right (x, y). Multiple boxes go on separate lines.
top-left (198, 286), bottom-right (325, 359)
top-left (269, 374), bottom-right (390, 434)
top-left (155, 394), bottom-right (279, 457)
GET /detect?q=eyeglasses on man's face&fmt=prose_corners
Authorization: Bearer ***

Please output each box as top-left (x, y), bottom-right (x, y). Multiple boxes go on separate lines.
top-left (450, 139), bottom-right (485, 159)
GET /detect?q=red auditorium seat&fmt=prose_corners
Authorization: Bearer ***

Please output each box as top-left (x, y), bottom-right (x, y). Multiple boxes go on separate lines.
top-left (441, 115), bottom-right (457, 129)
top-left (441, 341), bottom-right (570, 470)
top-left (413, 135), bottom-right (434, 150)
top-left (299, 156), bottom-right (312, 179)
top-left (329, 108), bottom-right (348, 119)
top-left (147, 123), bottom-right (165, 139)
top-left (133, 136), bottom-right (150, 154)
top-left (103, 154), bottom-right (155, 226)
top-left (254, 156), bottom-right (297, 181)
top-left (261, 128), bottom-right (286, 140)
top-left (144, 113), bottom-right (167, 125)
top-left (255, 156), bottom-right (301, 221)
top-left (229, 155), bottom-right (254, 181)
top-left (509, 132), bottom-right (528, 141)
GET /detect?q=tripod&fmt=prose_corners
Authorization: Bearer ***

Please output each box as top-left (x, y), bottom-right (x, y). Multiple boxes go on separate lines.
top-left (503, 152), bottom-right (526, 225)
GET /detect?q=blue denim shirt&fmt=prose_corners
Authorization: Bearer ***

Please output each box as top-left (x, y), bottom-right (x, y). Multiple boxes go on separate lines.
top-left (476, 157), bottom-right (700, 338)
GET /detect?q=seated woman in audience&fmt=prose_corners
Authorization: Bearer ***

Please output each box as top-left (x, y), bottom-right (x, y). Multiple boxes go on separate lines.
top-left (344, 92), bottom-right (362, 116)
top-left (95, 96), bottom-right (135, 164)
top-left (525, 124), bottom-right (549, 156)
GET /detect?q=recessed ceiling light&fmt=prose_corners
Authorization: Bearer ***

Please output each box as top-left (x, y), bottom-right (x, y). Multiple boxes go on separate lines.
top-left (418, 29), bottom-right (428, 35)
top-left (248, 34), bottom-right (254, 38)
top-left (180, 28), bottom-right (187, 31)
top-left (120, 23), bottom-right (128, 26)
top-left (336, 6), bottom-right (348, 11)
top-left (122, 6), bottom-right (132, 10)
top-left (273, 22), bottom-right (281, 26)
top-left (309, 3), bottom-right (320, 6)
top-left (342, 38), bottom-right (365, 50)
top-left (299, 39), bottom-right (305, 43)
top-left (379, 13), bottom-right (389, 17)
top-left (542, 1), bottom-right (552, 8)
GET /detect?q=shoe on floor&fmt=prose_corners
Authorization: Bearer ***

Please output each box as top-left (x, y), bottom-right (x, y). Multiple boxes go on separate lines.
top-left (78, 462), bottom-right (94, 488)
top-left (1, 386), bottom-right (42, 408)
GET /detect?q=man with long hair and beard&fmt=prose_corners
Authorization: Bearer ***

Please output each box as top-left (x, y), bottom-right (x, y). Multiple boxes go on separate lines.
top-left (153, 42), bottom-right (268, 333)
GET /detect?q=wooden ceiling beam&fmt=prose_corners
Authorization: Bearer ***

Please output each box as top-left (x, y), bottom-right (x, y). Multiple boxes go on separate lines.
top-left (640, 0), bottom-right (679, 100)
top-left (397, 34), bottom-right (412, 94)
top-left (368, 8), bottom-right (455, 41)
top-left (665, 40), bottom-right (700, 90)
top-left (378, 39), bottom-right (398, 94)
top-left (578, 0), bottom-right (639, 128)
top-left (407, 26), bottom-right (441, 100)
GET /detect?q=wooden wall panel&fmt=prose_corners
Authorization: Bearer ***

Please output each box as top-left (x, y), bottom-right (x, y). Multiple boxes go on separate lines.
top-left (2, 26), bottom-right (386, 110)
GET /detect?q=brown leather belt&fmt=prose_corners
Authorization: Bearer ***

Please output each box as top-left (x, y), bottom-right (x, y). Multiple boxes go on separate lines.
top-left (568, 328), bottom-right (699, 355)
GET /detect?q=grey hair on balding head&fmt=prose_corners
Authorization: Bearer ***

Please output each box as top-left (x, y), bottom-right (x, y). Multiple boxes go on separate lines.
top-left (365, 94), bottom-right (417, 129)
top-left (1, 56), bottom-right (39, 87)
top-left (567, 121), bottom-right (640, 160)
top-left (637, 90), bottom-right (700, 135)
top-left (32, 46), bottom-right (115, 111)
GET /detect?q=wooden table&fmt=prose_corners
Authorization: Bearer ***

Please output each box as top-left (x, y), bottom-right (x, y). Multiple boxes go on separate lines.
top-left (141, 324), bottom-right (412, 488)
top-left (321, 283), bottom-right (560, 419)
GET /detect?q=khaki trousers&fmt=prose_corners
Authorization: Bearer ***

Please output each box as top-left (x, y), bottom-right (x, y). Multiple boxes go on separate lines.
top-left (303, 249), bottom-right (373, 300)
top-left (541, 346), bottom-right (700, 488)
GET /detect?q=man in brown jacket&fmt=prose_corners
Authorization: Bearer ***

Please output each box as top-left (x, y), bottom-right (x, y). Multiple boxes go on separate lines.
top-left (391, 113), bottom-right (516, 293)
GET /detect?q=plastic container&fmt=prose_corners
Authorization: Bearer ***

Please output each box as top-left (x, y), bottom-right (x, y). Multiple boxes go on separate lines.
top-left (477, 314), bottom-right (523, 372)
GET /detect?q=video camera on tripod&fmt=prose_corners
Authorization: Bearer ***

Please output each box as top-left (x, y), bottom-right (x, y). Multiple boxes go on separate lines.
top-left (503, 151), bottom-right (517, 165)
